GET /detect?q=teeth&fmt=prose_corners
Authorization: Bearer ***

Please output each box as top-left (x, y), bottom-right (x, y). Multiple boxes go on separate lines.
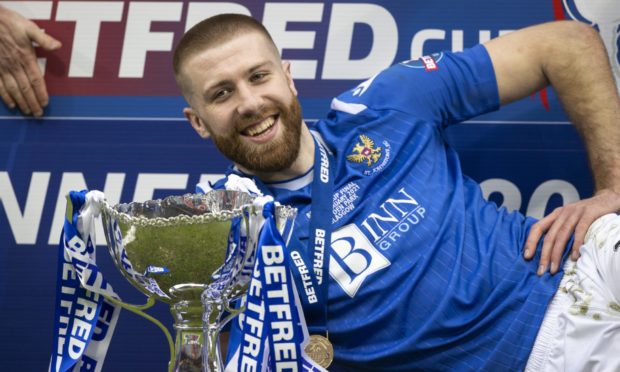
top-left (245, 116), bottom-right (275, 136)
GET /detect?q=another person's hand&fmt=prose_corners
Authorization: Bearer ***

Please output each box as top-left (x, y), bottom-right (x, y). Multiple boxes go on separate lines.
top-left (523, 188), bottom-right (620, 275)
top-left (0, 6), bottom-right (61, 117)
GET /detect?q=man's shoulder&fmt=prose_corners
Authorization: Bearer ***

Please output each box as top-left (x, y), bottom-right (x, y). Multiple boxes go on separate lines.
top-left (331, 46), bottom-right (492, 115)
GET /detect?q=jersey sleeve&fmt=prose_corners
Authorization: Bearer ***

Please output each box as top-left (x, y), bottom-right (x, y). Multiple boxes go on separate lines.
top-left (331, 44), bottom-right (500, 129)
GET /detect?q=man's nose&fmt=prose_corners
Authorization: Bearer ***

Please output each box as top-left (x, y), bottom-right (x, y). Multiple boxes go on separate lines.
top-left (236, 84), bottom-right (264, 116)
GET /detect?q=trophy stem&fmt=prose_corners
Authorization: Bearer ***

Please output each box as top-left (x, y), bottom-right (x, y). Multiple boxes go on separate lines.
top-left (171, 299), bottom-right (208, 372)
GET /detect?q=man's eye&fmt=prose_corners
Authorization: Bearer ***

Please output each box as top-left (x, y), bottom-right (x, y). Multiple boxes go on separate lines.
top-left (213, 89), bottom-right (230, 101)
top-left (250, 72), bottom-right (268, 82)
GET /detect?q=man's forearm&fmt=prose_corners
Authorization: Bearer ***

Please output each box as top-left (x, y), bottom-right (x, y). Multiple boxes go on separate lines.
top-left (540, 22), bottom-right (620, 194)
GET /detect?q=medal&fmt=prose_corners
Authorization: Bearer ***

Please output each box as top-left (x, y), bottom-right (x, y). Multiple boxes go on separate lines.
top-left (305, 334), bottom-right (334, 369)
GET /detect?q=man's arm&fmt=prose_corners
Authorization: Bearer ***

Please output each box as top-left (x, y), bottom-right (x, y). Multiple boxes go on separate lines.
top-left (484, 20), bottom-right (620, 275)
top-left (0, 5), bottom-right (61, 117)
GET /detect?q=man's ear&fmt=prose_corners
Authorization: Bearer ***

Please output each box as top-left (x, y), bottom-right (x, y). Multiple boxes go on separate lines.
top-left (183, 107), bottom-right (211, 139)
top-left (282, 60), bottom-right (298, 96)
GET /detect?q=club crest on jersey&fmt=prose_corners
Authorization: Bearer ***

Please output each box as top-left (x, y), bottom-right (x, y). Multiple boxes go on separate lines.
top-left (347, 134), bottom-right (391, 176)
top-left (400, 52), bottom-right (444, 71)
top-left (347, 135), bottom-right (382, 166)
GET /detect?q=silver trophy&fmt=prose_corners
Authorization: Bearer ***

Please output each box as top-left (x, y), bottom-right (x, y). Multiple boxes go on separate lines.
top-left (99, 190), bottom-right (296, 372)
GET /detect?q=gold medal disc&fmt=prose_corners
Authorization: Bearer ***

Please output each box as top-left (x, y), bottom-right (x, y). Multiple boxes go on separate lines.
top-left (305, 334), bottom-right (334, 369)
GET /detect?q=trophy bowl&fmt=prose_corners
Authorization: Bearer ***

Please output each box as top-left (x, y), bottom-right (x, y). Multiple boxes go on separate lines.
top-left (99, 190), bottom-right (298, 372)
top-left (100, 190), bottom-right (254, 372)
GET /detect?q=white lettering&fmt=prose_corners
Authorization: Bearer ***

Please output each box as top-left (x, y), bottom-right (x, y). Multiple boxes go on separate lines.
top-left (264, 265), bottom-right (286, 285)
top-left (58, 315), bottom-right (70, 336)
top-left (71, 318), bottom-right (92, 340)
top-left (75, 293), bottom-right (99, 320)
top-left (479, 30), bottom-right (492, 44)
top-left (263, 2), bottom-right (323, 79)
top-left (119, 2), bottom-right (183, 78)
top-left (246, 301), bottom-right (265, 321)
top-left (67, 235), bottom-right (88, 255)
top-left (361, 188), bottom-right (419, 241)
top-left (319, 145), bottom-right (329, 183)
top-left (262, 245), bottom-right (284, 265)
top-left (0, 171), bottom-right (50, 244)
top-left (313, 228), bottom-right (325, 284)
top-left (271, 320), bottom-right (294, 342)
top-left (132, 173), bottom-right (188, 202)
top-left (269, 304), bottom-right (292, 321)
top-left (388, 231), bottom-right (400, 242)
top-left (240, 356), bottom-right (257, 372)
top-left (0, 1), bottom-right (52, 18)
top-left (92, 300), bottom-right (115, 341)
top-left (274, 343), bottom-right (297, 363)
top-left (411, 29), bottom-right (517, 59)
top-left (267, 284), bottom-right (289, 303)
top-left (56, 1), bottom-right (124, 77)
top-left (499, 30), bottom-right (515, 37)
top-left (452, 29), bottom-right (464, 53)
top-left (290, 251), bottom-right (317, 303)
top-left (323, 3), bottom-right (397, 79)
top-left (362, 209), bottom-right (398, 241)
top-left (185, 2), bottom-right (250, 31)
top-left (48, 172), bottom-right (126, 245)
top-left (527, 180), bottom-right (580, 219)
top-left (480, 178), bottom-right (522, 212)
top-left (68, 334), bottom-right (87, 359)
top-left (242, 333), bottom-right (261, 358)
top-left (245, 315), bottom-right (264, 337)
top-left (61, 286), bottom-right (75, 295)
top-left (248, 272), bottom-right (263, 298)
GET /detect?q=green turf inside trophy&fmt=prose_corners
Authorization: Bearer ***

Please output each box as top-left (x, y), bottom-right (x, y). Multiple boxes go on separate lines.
top-left (100, 190), bottom-right (296, 372)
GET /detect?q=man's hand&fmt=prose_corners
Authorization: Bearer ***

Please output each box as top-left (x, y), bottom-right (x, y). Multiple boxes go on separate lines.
top-left (0, 6), bottom-right (61, 117)
top-left (523, 189), bottom-right (620, 275)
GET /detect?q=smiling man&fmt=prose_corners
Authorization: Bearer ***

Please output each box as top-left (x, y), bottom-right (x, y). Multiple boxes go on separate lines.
top-left (175, 28), bottom-right (313, 181)
top-left (173, 14), bottom-right (620, 371)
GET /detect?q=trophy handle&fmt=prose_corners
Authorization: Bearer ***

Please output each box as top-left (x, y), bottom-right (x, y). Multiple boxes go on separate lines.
top-left (104, 295), bottom-right (176, 372)
top-left (222, 299), bottom-right (244, 315)
top-left (221, 302), bottom-right (246, 326)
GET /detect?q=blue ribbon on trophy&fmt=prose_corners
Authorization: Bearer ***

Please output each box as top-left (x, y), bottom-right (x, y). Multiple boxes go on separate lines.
top-left (224, 199), bottom-right (326, 372)
top-left (50, 190), bottom-right (121, 372)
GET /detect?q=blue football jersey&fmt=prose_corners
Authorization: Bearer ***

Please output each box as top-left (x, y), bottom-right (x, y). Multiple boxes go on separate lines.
top-left (201, 45), bottom-right (567, 371)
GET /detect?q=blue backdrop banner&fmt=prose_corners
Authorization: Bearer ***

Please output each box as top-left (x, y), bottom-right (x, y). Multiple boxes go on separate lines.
top-left (1, 0), bottom-right (619, 370)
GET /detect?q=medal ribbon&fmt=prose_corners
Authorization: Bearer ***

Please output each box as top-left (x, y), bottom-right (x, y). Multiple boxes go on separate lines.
top-left (225, 200), bottom-right (326, 371)
top-left (288, 137), bottom-right (334, 335)
top-left (50, 190), bottom-right (121, 372)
